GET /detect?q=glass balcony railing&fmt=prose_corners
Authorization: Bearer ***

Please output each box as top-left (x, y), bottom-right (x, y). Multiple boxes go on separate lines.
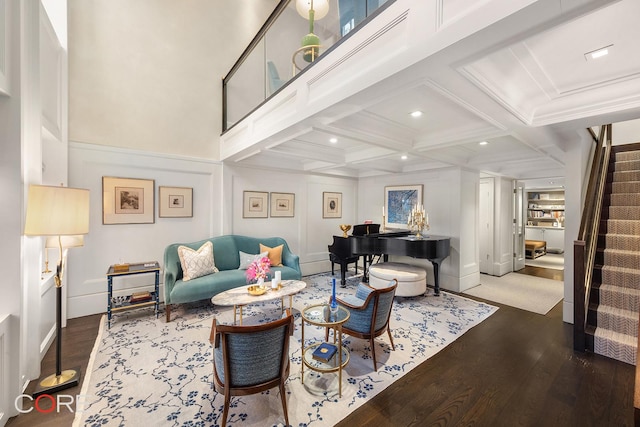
top-left (222, 0), bottom-right (394, 132)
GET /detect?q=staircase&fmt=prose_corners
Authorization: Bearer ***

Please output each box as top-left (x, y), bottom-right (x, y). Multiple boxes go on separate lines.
top-left (587, 144), bottom-right (640, 365)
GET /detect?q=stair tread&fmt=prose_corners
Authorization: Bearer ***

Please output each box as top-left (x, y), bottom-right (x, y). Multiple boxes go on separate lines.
top-left (596, 305), bottom-right (637, 319)
top-left (600, 265), bottom-right (640, 274)
top-left (602, 248), bottom-right (640, 255)
top-left (599, 284), bottom-right (640, 294)
top-left (593, 327), bottom-right (637, 345)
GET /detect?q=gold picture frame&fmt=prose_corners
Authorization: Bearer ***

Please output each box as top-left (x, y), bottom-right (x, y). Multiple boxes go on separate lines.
top-left (270, 192), bottom-right (295, 217)
top-left (159, 186), bottom-right (193, 218)
top-left (103, 176), bottom-right (155, 224)
top-left (323, 192), bottom-right (342, 218)
top-left (243, 191), bottom-right (268, 218)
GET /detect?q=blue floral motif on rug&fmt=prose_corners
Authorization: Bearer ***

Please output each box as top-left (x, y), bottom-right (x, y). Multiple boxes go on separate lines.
top-left (73, 271), bottom-right (497, 427)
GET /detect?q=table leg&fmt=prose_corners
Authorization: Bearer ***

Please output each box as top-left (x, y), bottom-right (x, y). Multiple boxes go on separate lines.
top-left (289, 295), bottom-right (293, 310)
top-left (239, 305), bottom-right (243, 325)
top-left (301, 318), bottom-right (305, 384)
top-left (154, 271), bottom-right (160, 319)
top-left (233, 305), bottom-right (237, 325)
top-left (107, 277), bottom-right (113, 329)
top-left (338, 324), bottom-right (342, 397)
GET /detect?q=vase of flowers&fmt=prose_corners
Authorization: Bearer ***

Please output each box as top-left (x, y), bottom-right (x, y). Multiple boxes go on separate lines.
top-left (246, 256), bottom-right (271, 285)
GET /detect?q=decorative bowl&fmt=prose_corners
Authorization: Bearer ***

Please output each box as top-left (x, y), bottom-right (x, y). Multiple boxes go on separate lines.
top-left (339, 224), bottom-right (351, 237)
top-left (247, 285), bottom-right (267, 296)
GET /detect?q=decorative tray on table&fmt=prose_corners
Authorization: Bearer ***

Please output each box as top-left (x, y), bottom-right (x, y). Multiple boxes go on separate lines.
top-left (247, 285), bottom-right (268, 296)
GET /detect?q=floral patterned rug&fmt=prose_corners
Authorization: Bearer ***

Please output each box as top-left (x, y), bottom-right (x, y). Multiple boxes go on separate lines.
top-left (73, 272), bottom-right (497, 427)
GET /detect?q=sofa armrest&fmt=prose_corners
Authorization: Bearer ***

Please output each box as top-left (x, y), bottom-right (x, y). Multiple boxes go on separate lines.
top-left (163, 243), bottom-right (182, 305)
top-left (281, 249), bottom-right (301, 276)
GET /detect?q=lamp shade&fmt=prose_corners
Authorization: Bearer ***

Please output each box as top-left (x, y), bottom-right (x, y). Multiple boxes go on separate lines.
top-left (24, 185), bottom-right (90, 236)
top-left (45, 235), bottom-right (85, 249)
top-left (296, 0), bottom-right (330, 20)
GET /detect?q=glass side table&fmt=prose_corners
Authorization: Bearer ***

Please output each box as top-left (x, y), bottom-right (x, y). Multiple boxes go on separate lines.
top-left (301, 303), bottom-right (350, 397)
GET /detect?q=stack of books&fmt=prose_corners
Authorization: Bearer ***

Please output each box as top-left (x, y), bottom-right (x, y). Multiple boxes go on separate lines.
top-left (130, 291), bottom-right (152, 303)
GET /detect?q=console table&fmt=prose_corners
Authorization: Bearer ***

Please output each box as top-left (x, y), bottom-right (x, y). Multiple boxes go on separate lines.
top-left (106, 261), bottom-right (160, 328)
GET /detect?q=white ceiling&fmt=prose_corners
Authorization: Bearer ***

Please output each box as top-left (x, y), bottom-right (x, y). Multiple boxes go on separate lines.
top-left (228, 0), bottom-right (640, 188)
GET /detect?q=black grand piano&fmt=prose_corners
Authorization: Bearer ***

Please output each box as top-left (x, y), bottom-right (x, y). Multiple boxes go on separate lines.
top-left (329, 224), bottom-right (450, 296)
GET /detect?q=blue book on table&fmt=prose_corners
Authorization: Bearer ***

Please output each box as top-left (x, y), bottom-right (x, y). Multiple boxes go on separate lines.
top-left (312, 342), bottom-right (337, 362)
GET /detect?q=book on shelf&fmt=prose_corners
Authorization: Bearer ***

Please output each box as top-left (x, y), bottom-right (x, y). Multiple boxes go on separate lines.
top-left (312, 342), bottom-right (337, 363)
top-left (130, 291), bottom-right (152, 303)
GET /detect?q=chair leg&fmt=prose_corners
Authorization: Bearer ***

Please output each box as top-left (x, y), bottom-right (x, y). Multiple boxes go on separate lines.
top-left (331, 261), bottom-right (335, 275)
top-left (279, 382), bottom-right (289, 427)
top-left (165, 304), bottom-right (171, 322)
top-left (370, 337), bottom-right (377, 371)
top-left (387, 327), bottom-right (395, 351)
top-left (222, 391), bottom-right (231, 427)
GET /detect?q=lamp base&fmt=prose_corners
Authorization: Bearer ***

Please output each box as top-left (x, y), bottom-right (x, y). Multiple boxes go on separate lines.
top-left (32, 367), bottom-right (81, 398)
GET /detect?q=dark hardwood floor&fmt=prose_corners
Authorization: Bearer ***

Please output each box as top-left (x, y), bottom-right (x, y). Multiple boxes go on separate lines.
top-left (8, 266), bottom-right (635, 427)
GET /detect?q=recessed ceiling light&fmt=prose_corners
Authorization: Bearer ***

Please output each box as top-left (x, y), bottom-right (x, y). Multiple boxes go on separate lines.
top-left (329, 138), bottom-right (337, 143)
top-left (479, 141), bottom-right (489, 146)
top-left (585, 45), bottom-right (612, 61)
top-left (401, 155), bottom-right (408, 160)
top-left (410, 111), bottom-right (423, 118)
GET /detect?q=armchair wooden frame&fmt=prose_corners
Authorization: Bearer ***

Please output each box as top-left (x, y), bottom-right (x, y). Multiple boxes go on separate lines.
top-left (209, 310), bottom-right (295, 427)
top-left (327, 279), bottom-right (398, 371)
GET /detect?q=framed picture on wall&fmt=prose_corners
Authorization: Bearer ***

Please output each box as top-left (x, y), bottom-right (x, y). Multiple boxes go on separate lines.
top-left (159, 186), bottom-right (193, 218)
top-left (270, 192), bottom-right (295, 217)
top-left (323, 192), bottom-right (342, 218)
top-left (103, 176), bottom-right (155, 224)
top-left (384, 184), bottom-right (423, 229)
top-left (243, 191), bottom-right (269, 218)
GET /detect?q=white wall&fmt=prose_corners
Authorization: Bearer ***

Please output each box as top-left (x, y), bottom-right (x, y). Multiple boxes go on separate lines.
top-left (563, 131), bottom-right (594, 323)
top-left (67, 0), bottom-right (278, 160)
top-left (358, 167), bottom-right (480, 293)
top-left (67, 143), bottom-right (223, 318)
top-left (223, 165), bottom-right (358, 275)
top-left (0, 1), bottom-right (26, 421)
top-left (0, 0), bottom-right (62, 419)
top-left (67, 144), bottom-right (357, 318)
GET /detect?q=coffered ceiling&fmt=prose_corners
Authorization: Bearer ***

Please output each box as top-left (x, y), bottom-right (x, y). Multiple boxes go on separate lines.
top-left (224, 0), bottom-right (640, 186)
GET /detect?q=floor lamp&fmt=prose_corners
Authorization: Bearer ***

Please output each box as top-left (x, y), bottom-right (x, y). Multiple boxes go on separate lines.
top-left (24, 184), bottom-right (90, 397)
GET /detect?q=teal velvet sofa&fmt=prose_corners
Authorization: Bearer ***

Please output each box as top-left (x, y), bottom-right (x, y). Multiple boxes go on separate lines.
top-left (163, 235), bottom-right (302, 321)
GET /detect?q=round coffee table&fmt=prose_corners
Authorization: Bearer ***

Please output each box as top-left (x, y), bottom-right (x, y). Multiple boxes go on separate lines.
top-left (211, 279), bottom-right (306, 325)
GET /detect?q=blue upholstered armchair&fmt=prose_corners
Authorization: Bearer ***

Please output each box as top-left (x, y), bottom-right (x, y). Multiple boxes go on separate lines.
top-left (209, 310), bottom-right (294, 427)
top-left (327, 280), bottom-right (398, 371)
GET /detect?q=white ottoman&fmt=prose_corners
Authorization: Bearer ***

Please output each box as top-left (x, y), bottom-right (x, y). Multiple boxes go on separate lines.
top-left (368, 262), bottom-right (427, 297)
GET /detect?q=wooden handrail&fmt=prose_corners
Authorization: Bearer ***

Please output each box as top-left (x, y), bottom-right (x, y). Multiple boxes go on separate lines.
top-left (574, 124), bottom-right (612, 350)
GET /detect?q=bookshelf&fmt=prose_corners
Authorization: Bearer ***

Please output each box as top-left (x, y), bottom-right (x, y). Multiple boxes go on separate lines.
top-left (526, 189), bottom-right (565, 228)
top-left (525, 189), bottom-right (565, 253)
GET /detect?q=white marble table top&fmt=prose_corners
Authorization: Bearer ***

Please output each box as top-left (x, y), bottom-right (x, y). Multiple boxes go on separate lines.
top-left (211, 279), bottom-right (307, 307)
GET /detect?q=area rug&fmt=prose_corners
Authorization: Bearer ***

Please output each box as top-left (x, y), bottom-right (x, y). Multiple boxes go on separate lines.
top-left (464, 273), bottom-right (563, 315)
top-left (525, 253), bottom-right (565, 270)
top-left (73, 272), bottom-right (497, 427)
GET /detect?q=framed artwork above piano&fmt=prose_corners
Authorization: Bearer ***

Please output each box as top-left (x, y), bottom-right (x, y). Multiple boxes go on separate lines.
top-left (384, 184), bottom-right (423, 229)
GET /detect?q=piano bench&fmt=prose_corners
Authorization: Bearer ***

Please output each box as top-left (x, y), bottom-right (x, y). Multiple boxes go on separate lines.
top-left (369, 262), bottom-right (427, 297)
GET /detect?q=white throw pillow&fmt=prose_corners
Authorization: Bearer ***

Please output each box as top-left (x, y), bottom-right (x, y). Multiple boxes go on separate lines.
top-left (238, 251), bottom-right (268, 270)
top-left (178, 241), bottom-right (218, 281)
